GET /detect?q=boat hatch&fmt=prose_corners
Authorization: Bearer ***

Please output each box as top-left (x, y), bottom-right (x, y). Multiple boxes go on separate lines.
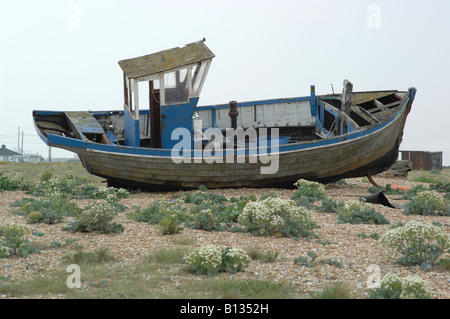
top-left (118, 39), bottom-right (215, 149)
top-left (65, 111), bottom-right (111, 144)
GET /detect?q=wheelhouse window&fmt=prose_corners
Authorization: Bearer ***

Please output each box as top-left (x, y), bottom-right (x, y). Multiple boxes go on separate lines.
top-left (161, 68), bottom-right (189, 105)
top-left (191, 61), bottom-right (210, 97)
top-left (158, 59), bottom-right (211, 106)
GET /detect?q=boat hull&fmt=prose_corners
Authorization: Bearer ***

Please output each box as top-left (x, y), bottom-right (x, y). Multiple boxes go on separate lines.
top-left (40, 94), bottom-right (411, 191)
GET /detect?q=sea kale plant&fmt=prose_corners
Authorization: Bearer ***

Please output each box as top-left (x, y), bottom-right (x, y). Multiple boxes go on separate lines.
top-left (238, 197), bottom-right (318, 238)
top-left (291, 179), bottom-right (327, 207)
top-left (0, 172), bottom-right (29, 192)
top-left (402, 190), bottom-right (450, 216)
top-left (316, 197), bottom-right (345, 214)
top-left (31, 174), bottom-right (129, 201)
top-left (366, 273), bottom-right (432, 299)
top-left (380, 221), bottom-right (450, 270)
top-left (63, 202), bottom-right (124, 234)
top-left (0, 223), bottom-right (31, 257)
top-left (14, 192), bottom-right (80, 224)
top-left (337, 199), bottom-right (390, 225)
top-left (183, 244), bottom-right (251, 276)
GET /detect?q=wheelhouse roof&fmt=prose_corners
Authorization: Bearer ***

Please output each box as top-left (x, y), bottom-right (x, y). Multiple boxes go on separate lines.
top-left (118, 39), bottom-right (215, 80)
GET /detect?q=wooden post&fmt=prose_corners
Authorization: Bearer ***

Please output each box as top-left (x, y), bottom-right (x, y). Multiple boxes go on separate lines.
top-left (228, 101), bottom-right (239, 129)
top-left (341, 79), bottom-right (353, 114)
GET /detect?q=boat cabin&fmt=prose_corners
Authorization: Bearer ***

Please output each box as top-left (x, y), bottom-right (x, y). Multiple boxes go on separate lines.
top-left (117, 39), bottom-right (214, 149)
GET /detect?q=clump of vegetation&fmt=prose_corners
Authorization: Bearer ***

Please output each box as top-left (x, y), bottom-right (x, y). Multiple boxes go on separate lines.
top-left (218, 197), bottom-right (252, 224)
top-left (31, 174), bottom-right (129, 200)
top-left (294, 251), bottom-right (318, 268)
top-left (337, 200), bottom-right (389, 225)
top-left (181, 185), bottom-right (228, 205)
top-left (400, 184), bottom-right (427, 200)
top-left (316, 198), bottom-right (345, 214)
top-left (0, 223), bottom-right (38, 257)
top-left (435, 258), bottom-right (450, 271)
top-left (310, 281), bottom-right (354, 299)
top-left (366, 273), bottom-right (432, 299)
top-left (14, 192), bottom-right (80, 224)
top-left (428, 181), bottom-right (450, 193)
top-left (291, 179), bottom-right (327, 207)
top-left (403, 190), bottom-right (449, 216)
top-left (158, 215), bottom-right (183, 235)
top-left (356, 232), bottom-right (380, 240)
top-left (294, 251), bottom-right (342, 268)
top-left (185, 208), bottom-right (220, 231)
top-left (380, 221), bottom-right (450, 270)
top-left (184, 245), bottom-right (251, 276)
top-left (63, 202), bottom-right (124, 234)
top-left (63, 247), bottom-right (116, 265)
top-left (238, 197), bottom-right (318, 238)
top-left (246, 248), bottom-right (280, 263)
top-left (128, 201), bottom-right (169, 224)
top-left (0, 172), bottom-right (29, 192)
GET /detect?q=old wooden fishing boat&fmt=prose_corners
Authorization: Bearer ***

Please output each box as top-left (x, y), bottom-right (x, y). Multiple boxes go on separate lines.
top-left (33, 39), bottom-right (417, 190)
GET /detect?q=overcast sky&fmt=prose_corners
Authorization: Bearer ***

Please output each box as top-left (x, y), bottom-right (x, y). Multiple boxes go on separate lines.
top-left (1, 0), bottom-right (449, 165)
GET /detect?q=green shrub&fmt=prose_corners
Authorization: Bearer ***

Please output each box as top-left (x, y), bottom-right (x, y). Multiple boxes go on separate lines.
top-left (238, 197), bottom-right (318, 238)
top-left (182, 186), bottom-right (228, 205)
top-left (0, 172), bottom-right (29, 192)
top-left (337, 200), bottom-right (389, 225)
top-left (0, 223), bottom-right (31, 257)
top-left (39, 170), bottom-right (53, 182)
top-left (380, 221), bottom-right (450, 270)
top-left (428, 181), bottom-right (450, 193)
top-left (435, 258), bottom-right (450, 271)
top-left (366, 273), bottom-right (431, 299)
top-left (185, 208), bottom-right (219, 231)
top-left (403, 190), bottom-right (449, 216)
top-left (310, 281), bottom-right (354, 299)
top-left (128, 201), bottom-right (169, 224)
top-left (246, 248), bottom-right (279, 263)
top-left (294, 251), bottom-right (318, 268)
top-left (184, 245), bottom-right (251, 276)
top-left (291, 179), bottom-right (327, 207)
top-left (401, 184), bottom-right (427, 200)
top-left (158, 215), bottom-right (183, 235)
top-left (316, 198), bottom-right (345, 214)
top-left (63, 247), bottom-right (116, 265)
top-left (356, 232), bottom-right (380, 240)
top-left (218, 198), bottom-right (251, 224)
top-left (319, 258), bottom-right (343, 268)
top-left (31, 174), bottom-right (129, 200)
top-left (15, 192), bottom-right (80, 224)
top-left (64, 202), bottom-right (124, 234)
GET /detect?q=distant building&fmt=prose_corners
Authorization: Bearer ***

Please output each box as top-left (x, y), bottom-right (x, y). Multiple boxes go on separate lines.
top-left (0, 145), bottom-right (44, 163)
top-left (399, 150), bottom-right (443, 171)
top-left (0, 145), bottom-right (20, 162)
